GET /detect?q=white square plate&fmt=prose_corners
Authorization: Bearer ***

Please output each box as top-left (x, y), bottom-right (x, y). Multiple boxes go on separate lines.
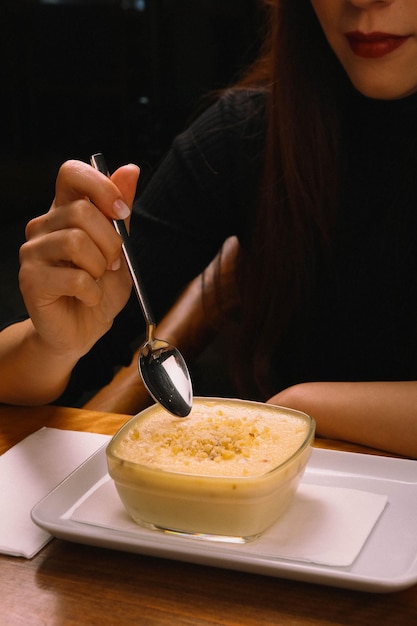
top-left (31, 447), bottom-right (417, 593)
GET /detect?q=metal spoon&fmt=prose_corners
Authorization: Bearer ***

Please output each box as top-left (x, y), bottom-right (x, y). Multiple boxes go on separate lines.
top-left (91, 153), bottom-right (193, 417)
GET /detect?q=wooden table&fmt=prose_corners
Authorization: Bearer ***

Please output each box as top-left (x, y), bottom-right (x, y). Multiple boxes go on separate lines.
top-left (1, 405), bottom-right (416, 625)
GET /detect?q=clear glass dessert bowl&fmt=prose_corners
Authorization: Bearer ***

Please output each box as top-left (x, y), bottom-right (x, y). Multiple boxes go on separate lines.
top-left (106, 397), bottom-right (315, 543)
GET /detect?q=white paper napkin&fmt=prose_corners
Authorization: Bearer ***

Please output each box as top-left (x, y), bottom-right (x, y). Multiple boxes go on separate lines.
top-left (0, 427), bottom-right (110, 558)
top-left (72, 476), bottom-right (387, 567)
top-left (252, 483), bottom-right (387, 566)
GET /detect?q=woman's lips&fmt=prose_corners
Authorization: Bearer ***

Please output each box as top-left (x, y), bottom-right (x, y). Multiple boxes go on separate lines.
top-left (345, 31), bottom-right (409, 58)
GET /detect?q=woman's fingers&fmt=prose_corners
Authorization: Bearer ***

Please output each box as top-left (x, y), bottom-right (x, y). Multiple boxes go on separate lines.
top-left (21, 225), bottom-right (111, 281)
top-left (20, 263), bottom-right (104, 309)
top-left (19, 226), bottom-right (109, 312)
top-left (16, 158), bottom-right (138, 361)
top-left (54, 160), bottom-right (139, 219)
top-left (20, 159), bottom-right (141, 306)
top-left (25, 160), bottom-right (140, 270)
top-left (54, 160), bottom-right (130, 219)
top-left (25, 198), bottom-right (123, 272)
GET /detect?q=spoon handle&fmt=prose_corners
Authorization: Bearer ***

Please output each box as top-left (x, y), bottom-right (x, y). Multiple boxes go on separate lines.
top-left (90, 153), bottom-right (156, 329)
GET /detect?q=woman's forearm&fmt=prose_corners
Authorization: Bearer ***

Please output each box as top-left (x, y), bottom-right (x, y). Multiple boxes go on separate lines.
top-left (0, 319), bottom-right (77, 405)
top-left (268, 381), bottom-right (417, 458)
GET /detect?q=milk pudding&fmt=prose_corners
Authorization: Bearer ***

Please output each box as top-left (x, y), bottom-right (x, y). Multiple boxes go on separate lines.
top-left (114, 403), bottom-right (309, 475)
top-left (106, 398), bottom-right (314, 541)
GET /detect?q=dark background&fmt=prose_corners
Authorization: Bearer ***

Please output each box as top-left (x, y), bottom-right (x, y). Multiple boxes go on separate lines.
top-left (0, 0), bottom-right (263, 326)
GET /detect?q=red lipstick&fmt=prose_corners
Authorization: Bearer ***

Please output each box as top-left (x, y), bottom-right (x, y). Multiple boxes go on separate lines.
top-left (345, 31), bottom-right (409, 58)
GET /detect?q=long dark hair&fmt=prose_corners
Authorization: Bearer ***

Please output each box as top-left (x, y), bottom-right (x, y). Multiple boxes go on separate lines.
top-left (231, 0), bottom-right (350, 398)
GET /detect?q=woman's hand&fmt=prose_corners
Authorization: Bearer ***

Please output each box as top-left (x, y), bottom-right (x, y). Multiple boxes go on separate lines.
top-left (19, 159), bottom-right (140, 361)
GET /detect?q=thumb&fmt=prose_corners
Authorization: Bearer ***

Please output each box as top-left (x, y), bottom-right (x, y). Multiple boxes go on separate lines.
top-left (110, 164), bottom-right (140, 209)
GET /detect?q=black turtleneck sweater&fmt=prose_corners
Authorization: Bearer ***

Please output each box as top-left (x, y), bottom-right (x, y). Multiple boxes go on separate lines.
top-left (62, 88), bottom-right (417, 403)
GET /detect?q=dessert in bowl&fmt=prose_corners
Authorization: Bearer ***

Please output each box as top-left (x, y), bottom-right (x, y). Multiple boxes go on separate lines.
top-left (106, 397), bottom-right (315, 542)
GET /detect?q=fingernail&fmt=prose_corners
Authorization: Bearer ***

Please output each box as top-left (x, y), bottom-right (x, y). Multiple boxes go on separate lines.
top-left (113, 199), bottom-right (130, 219)
top-left (110, 257), bottom-right (121, 271)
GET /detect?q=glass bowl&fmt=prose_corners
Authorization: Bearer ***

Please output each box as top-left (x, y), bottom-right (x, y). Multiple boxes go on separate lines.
top-left (106, 397), bottom-right (315, 543)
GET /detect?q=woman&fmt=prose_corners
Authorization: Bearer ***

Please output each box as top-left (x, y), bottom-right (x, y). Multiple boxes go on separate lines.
top-left (1, 0), bottom-right (417, 457)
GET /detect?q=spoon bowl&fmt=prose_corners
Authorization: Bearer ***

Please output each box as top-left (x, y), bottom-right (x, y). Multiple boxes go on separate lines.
top-left (91, 153), bottom-right (193, 417)
top-left (139, 335), bottom-right (193, 418)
